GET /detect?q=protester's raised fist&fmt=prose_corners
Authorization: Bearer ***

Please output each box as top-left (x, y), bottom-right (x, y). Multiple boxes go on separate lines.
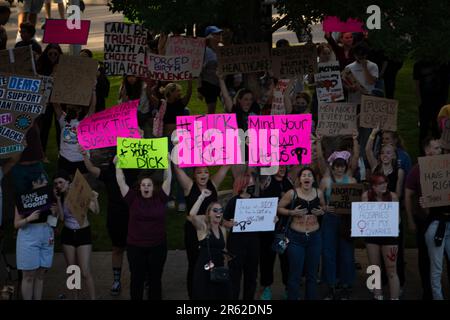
top-left (201, 189), bottom-right (212, 198)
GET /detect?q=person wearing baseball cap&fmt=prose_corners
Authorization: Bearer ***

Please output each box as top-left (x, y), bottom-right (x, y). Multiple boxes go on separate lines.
top-left (204, 25), bottom-right (223, 36)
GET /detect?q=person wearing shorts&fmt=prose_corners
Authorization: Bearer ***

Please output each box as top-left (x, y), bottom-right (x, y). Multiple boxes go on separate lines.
top-left (14, 173), bottom-right (56, 300)
top-left (17, 0), bottom-right (45, 39)
top-left (44, 0), bottom-right (64, 23)
top-left (53, 170), bottom-right (99, 300)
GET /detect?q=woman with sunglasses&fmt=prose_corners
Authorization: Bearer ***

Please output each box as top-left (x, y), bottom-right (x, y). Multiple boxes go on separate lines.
top-left (173, 161), bottom-right (229, 299)
top-left (189, 189), bottom-right (232, 300)
top-left (361, 174), bottom-right (400, 300)
top-left (277, 167), bottom-right (326, 300)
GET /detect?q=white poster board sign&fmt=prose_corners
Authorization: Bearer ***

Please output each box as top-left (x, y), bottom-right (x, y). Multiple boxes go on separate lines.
top-left (351, 202), bottom-right (399, 237)
top-left (232, 197), bottom-right (278, 233)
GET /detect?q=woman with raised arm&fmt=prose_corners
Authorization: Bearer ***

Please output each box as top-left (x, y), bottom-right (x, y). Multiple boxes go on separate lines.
top-left (277, 167), bottom-right (326, 300)
top-left (189, 189), bottom-right (232, 300)
top-left (53, 170), bottom-right (99, 300)
top-left (173, 161), bottom-right (230, 299)
top-left (115, 157), bottom-right (171, 300)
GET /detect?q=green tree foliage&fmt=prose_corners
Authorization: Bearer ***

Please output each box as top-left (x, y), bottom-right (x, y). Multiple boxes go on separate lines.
top-left (108, 0), bottom-right (450, 62)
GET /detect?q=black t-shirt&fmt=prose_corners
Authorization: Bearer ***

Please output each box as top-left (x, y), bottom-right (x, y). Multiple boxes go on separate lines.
top-left (261, 176), bottom-right (293, 199)
top-left (99, 162), bottom-right (139, 216)
top-left (16, 186), bottom-right (53, 224)
top-left (163, 99), bottom-right (187, 125)
top-left (232, 102), bottom-right (260, 131)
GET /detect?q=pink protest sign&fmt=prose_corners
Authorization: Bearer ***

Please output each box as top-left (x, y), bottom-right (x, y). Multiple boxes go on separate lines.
top-left (248, 114), bottom-right (312, 166)
top-left (323, 16), bottom-right (364, 33)
top-left (77, 100), bottom-right (140, 150)
top-left (175, 114), bottom-right (240, 167)
top-left (43, 19), bottom-right (91, 45)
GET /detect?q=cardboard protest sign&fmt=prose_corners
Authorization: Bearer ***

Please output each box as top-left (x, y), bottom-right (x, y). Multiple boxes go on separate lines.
top-left (316, 103), bottom-right (357, 136)
top-left (77, 100), bottom-right (140, 150)
top-left (16, 186), bottom-right (52, 217)
top-left (360, 95), bottom-right (398, 131)
top-left (271, 79), bottom-right (290, 115)
top-left (166, 36), bottom-right (205, 77)
top-left (43, 19), bottom-right (91, 45)
top-left (323, 16), bottom-right (365, 33)
top-left (51, 55), bottom-right (98, 106)
top-left (439, 118), bottom-right (450, 149)
top-left (65, 170), bottom-right (92, 226)
top-left (217, 43), bottom-right (271, 75)
top-left (271, 45), bottom-right (317, 79)
top-left (0, 73), bottom-right (48, 158)
top-left (418, 154), bottom-right (450, 208)
top-left (148, 53), bottom-right (193, 81)
top-left (315, 61), bottom-right (344, 103)
top-left (232, 198), bottom-right (278, 233)
top-left (104, 22), bottom-right (148, 77)
top-left (248, 114), bottom-right (312, 166)
top-left (351, 202), bottom-right (399, 237)
top-left (329, 183), bottom-right (364, 214)
top-left (117, 137), bottom-right (168, 169)
top-left (175, 113), bottom-right (240, 167)
top-left (341, 68), bottom-right (367, 94)
top-left (0, 46), bottom-right (36, 76)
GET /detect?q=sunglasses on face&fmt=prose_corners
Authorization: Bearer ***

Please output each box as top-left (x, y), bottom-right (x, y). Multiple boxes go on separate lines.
top-left (212, 208), bottom-right (223, 214)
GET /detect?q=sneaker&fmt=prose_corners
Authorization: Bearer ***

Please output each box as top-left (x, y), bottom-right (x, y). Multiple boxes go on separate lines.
top-left (339, 287), bottom-right (351, 300)
top-left (168, 200), bottom-right (175, 209)
top-left (110, 281), bottom-right (121, 296)
top-left (373, 294), bottom-right (384, 300)
top-left (177, 203), bottom-right (186, 212)
top-left (259, 287), bottom-right (272, 300)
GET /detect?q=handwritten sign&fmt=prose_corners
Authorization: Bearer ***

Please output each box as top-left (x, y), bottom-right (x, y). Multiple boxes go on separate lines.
top-left (351, 202), bottom-right (399, 237)
top-left (329, 183), bottom-right (364, 214)
top-left (341, 68), bottom-right (367, 94)
top-left (360, 95), bottom-right (398, 131)
top-left (271, 79), bottom-right (289, 115)
top-left (317, 103), bottom-right (357, 136)
top-left (0, 46), bottom-right (36, 76)
top-left (0, 73), bottom-right (47, 158)
top-left (271, 45), bottom-right (317, 79)
top-left (323, 16), bottom-right (365, 33)
top-left (104, 22), bottom-right (148, 77)
top-left (248, 114), bottom-right (312, 166)
top-left (16, 186), bottom-right (52, 217)
top-left (77, 100), bottom-right (140, 150)
top-left (440, 118), bottom-right (450, 149)
top-left (217, 43), bottom-right (271, 75)
top-left (418, 154), bottom-right (450, 208)
top-left (148, 53), bottom-right (193, 81)
top-left (232, 198), bottom-right (278, 233)
top-left (166, 36), bottom-right (205, 77)
top-left (65, 170), bottom-right (93, 226)
top-left (117, 137), bottom-right (168, 169)
top-left (51, 55), bottom-right (98, 106)
top-left (175, 113), bottom-right (240, 167)
top-left (315, 61), bottom-right (344, 103)
top-left (43, 19), bottom-right (91, 45)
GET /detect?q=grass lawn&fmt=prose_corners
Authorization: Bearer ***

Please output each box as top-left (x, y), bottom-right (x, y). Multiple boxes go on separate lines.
top-left (32, 52), bottom-right (421, 251)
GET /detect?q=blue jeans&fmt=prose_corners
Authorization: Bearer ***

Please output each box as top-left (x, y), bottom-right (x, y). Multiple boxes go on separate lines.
top-left (321, 213), bottom-right (355, 287)
top-left (425, 220), bottom-right (450, 300)
top-left (286, 228), bottom-right (321, 300)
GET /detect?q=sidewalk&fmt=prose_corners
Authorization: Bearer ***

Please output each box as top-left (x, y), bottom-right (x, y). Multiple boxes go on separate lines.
top-left (1, 249), bottom-right (448, 300)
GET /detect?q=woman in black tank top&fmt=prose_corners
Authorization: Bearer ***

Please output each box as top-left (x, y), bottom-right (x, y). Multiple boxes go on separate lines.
top-left (173, 164), bottom-right (230, 299)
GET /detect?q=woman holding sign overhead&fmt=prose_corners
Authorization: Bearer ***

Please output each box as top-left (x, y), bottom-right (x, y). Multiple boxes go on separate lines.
top-left (361, 174), bottom-right (400, 300)
top-left (277, 167), bottom-right (326, 300)
top-left (53, 170), bottom-right (100, 300)
top-left (115, 156), bottom-right (172, 300)
top-left (189, 189), bottom-right (232, 300)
